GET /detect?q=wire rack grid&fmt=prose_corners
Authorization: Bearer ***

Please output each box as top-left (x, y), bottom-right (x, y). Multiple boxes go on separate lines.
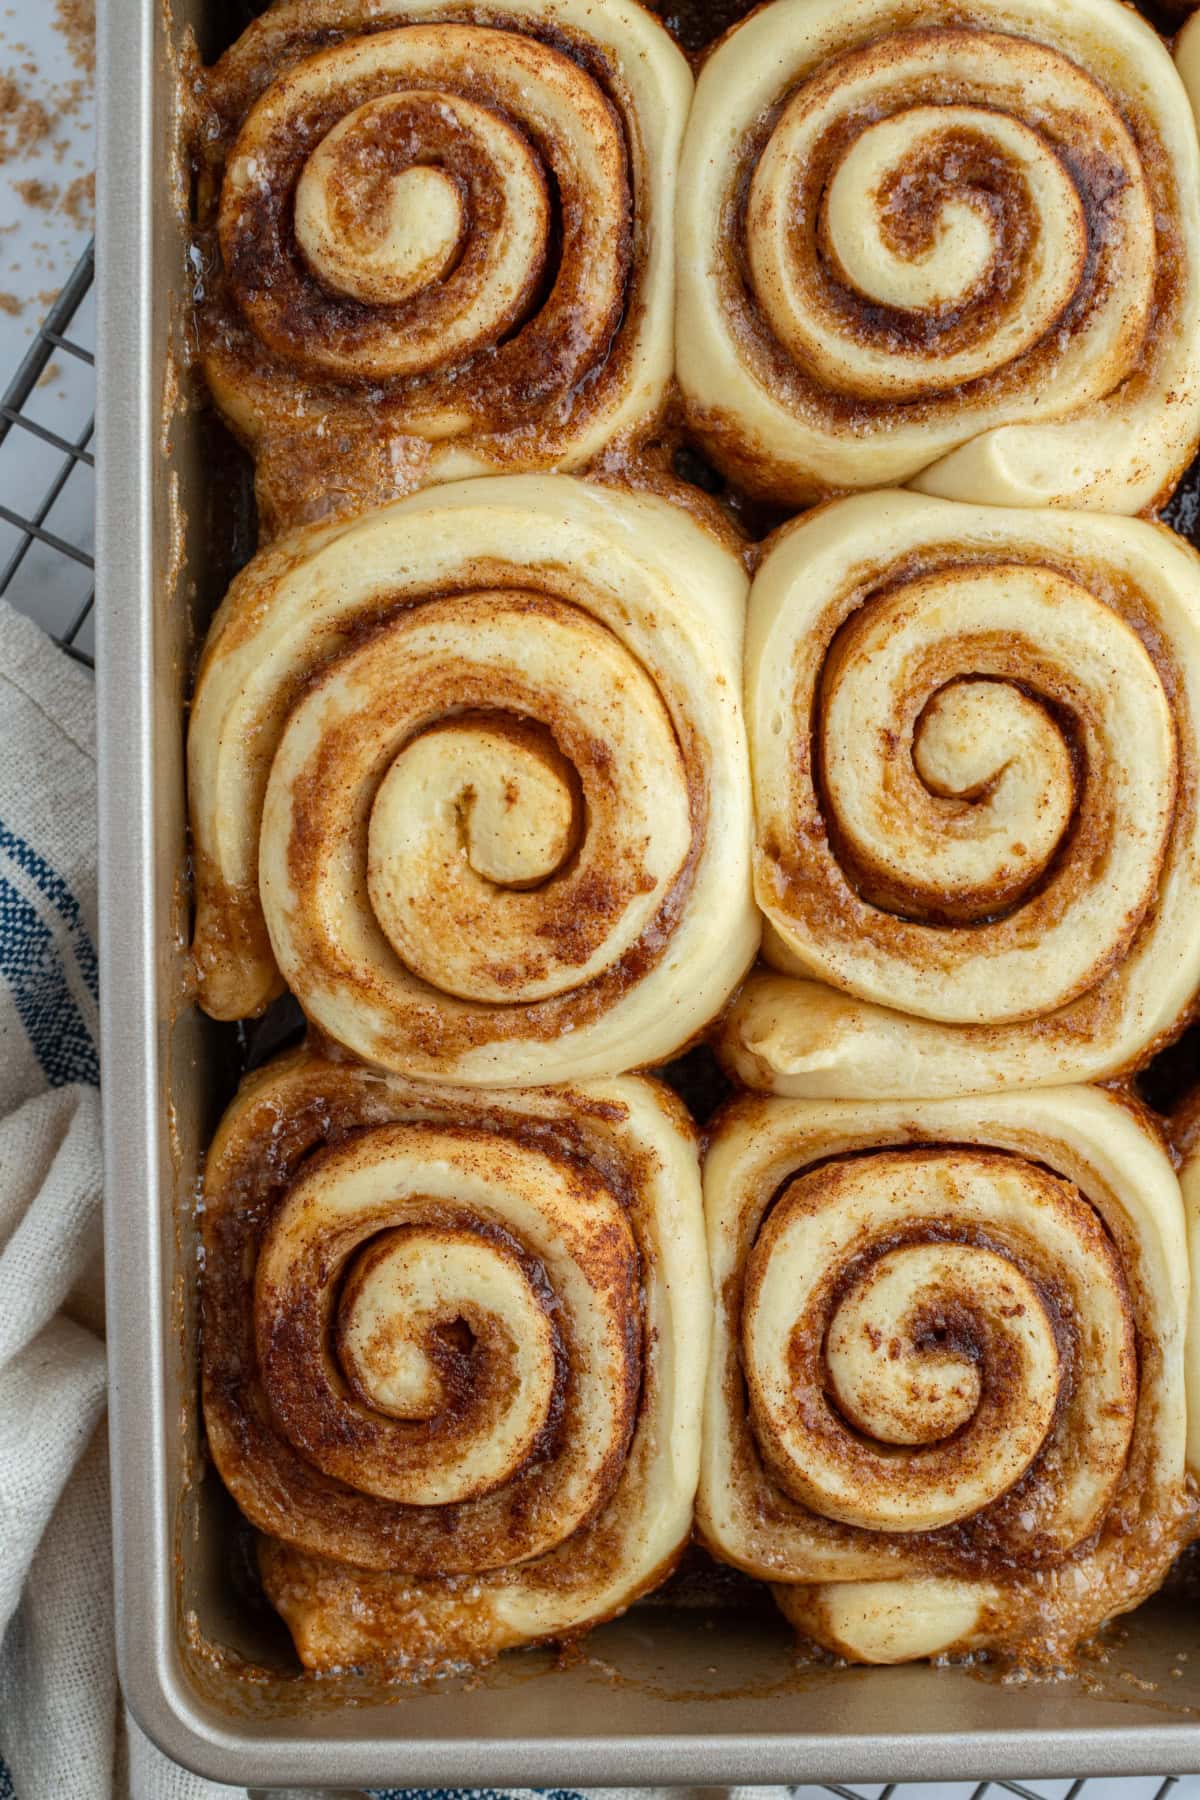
top-left (0, 242), bottom-right (96, 665)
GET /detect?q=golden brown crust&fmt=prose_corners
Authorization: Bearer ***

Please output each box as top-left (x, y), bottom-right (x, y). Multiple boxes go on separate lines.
top-left (725, 495), bottom-right (1200, 1099)
top-left (187, 475), bottom-right (758, 1086)
top-left (699, 1087), bottom-right (1197, 1664)
top-left (676, 0), bottom-right (1200, 512)
top-left (201, 1045), bottom-right (710, 1672)
top-left (192, 0), bottom-right (690, 530)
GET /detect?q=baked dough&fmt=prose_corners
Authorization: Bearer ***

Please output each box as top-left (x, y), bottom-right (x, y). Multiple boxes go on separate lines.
top-left (202, 1047), bottom-right (708, 1672)
top-left (727, 492), bottom-right (1200, 1097)
top-left (677, 0), bottom-right (1200, 511)
top-left (189, 474), bottom-right (758, 1085)
top-left (701, 1086), bottom-right (1194, 1663)
top-left (197, 0), bottom-right (690, 529)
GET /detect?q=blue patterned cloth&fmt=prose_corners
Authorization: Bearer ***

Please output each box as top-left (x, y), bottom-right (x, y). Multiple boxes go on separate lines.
top-left (0, 605), bottom-right (107, 1797)
top-left (0, 812), bottom-right (99, 1090)
top-left (0, 608), bottom-right (98, 1108)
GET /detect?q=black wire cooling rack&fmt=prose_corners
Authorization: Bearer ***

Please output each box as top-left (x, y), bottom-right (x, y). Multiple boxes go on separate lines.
top-left (0, 241), bottom-right (96, 667)
top-left (784, 1785), bottom-right (1181, 1800)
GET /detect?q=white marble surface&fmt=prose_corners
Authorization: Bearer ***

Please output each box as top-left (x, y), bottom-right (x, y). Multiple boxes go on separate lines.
top-left (0, 0), bottom-right (95, 657)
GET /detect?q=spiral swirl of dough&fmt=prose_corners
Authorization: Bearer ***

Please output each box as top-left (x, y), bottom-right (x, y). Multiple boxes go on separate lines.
top-left (724, 491), bottom-right (1200, 1100)
top-left (187, 475), bottom-right (757, 1086)
top-left (676, 0), bottom-right (1200, 512)
top-left (700, 1086), bottom-right (1195, 1665)
top-left (202, 1046), bottom-right (707, 1672)
top-left (197, 0), bottom-right (689, 530)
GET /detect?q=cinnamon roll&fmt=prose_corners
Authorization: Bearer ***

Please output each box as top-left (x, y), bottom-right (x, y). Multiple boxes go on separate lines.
top-left (1173, 1096), bottom-right (1200, 1473)
top-left (676, 0), bottom-right (1200, 512)
top-left (724, 491), bottom-right (1200, 1099)
top-left (701, 1086), bottom-right (1196, 1665)
top-left (195, 0), bottom-right (689, 531)
top-left (188, 474), bottom-right (757, 1085)
top-left (201, 1045), bottom-right (706, 1672)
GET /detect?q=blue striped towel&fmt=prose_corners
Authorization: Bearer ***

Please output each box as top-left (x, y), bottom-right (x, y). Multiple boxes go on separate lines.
top-left (0, 604), bottom-right (98, 1102)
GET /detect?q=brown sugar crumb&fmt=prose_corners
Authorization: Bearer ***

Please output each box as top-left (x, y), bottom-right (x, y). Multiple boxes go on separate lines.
top-left (62, 169), bottom-right (92, 225)
top-left (54, 0), bottom-right (95, 78)
top-left (0, 0), bottom-right (94, 181)
top-left (37, 359), bottom-right (61, 387)
top-left (14, 176), bottom-right (57, 208)
top-left (0, 291), bottom-right (22, 315)
top-left (0, 71), bottom-right (51, 164)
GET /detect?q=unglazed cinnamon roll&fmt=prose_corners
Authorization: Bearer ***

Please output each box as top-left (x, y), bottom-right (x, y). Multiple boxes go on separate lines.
top-left (1173, 1095), bottom-right (1200, 1469)
top-left (676, 0), bottom-right (1200, 512)
top-left (701, 1086), bottom-right (1197, 1665)
top-left (724, 491), bottom-right (1200, 1100)
top-left (194, 0), bottom-right (689, 530)
top-left (201, 1045), bottom-right (706, 1672)
top-left (188, 474), bottom-right (757, 1085)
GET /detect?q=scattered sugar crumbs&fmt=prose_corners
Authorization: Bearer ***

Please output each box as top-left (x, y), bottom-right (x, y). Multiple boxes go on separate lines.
top-left (0, 0), bottom-right (95, 322)
top-left (63, 170), bottom-right (93, 225)
top-left (54, 0), bottom-right (96, 77)
top-left (0, 69), bottom-right (51, 165)
top-left (17, 170), bottom-right (93, 223)
top-left (13, 176), bottom-right (57, 208)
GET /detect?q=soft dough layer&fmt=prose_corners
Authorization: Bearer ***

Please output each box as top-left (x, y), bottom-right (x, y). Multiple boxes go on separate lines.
top-left (725, 491), bottom-right (1200, 1099)
top-left (196, 0), bottom-right (690, 530)
top-left (202, 1046), bottom-right (708, 1673)
top-left (700, 1087), bottom-right (1196, 1665)
top-left (676, 0), bottom-right (1200, 511)
top-left (188, 474), bottom-right (757, 1086)
top-left (1171, 1094), bottom-right (1200, 1474)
